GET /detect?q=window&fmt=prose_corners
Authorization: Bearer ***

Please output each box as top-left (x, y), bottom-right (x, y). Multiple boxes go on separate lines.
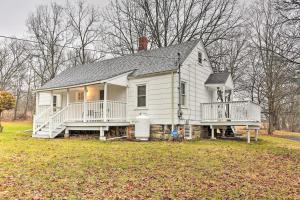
top-left (77, 91), bottom-right (84, 101)
top-left (198, 52), bottom-right (202, 64)
top-left (53, 96), bottom-right (57, 108)
top-left (181, 82), bottom-right (186, 106)
top-left (99, 90), bottom-right (104, 101)
top-left (137, 85), bottom-right (146, 107)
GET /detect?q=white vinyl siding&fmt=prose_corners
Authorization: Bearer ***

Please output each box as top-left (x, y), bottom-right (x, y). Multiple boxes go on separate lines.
top-left (180, 41), bottom-right (213, 122)
top-left (127, 73), bottom-right (177, 124)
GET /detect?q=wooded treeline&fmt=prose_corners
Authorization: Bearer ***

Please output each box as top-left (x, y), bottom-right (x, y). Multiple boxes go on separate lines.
top-left (0, 0), bottom-right (299, 133)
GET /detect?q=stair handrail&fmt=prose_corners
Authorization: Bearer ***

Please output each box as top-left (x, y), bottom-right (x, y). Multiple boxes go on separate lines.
top-left (33, 106), bottom-right (53, 135)
top-left (49, 105), bottom-right (69, 138)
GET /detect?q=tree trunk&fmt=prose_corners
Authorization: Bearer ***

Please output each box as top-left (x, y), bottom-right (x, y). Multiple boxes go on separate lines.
top-left (268, 112), bottom-right (275, 135)
top-left (0, 111), bottom-right (3, 133)
top-left (13, 91), bottom-right (20, 120)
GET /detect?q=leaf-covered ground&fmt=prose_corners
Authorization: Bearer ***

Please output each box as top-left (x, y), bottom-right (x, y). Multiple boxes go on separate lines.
top-left (0, 122), bottom-right (299, 199)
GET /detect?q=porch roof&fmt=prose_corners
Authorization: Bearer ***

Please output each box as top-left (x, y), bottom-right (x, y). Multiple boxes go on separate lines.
top-left (205, 72), bottom-right (233, 90)
top-left (37, 40), bottom-right (200, 91)
top-left (205, 72), bottom-right (231, 85)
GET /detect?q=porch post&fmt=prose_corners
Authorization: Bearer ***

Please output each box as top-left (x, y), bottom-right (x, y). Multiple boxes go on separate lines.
top-left (83, 86), bottom-right (87, 122)
top-left (222, 128), bottom-right (226, 138)
top-left (66, 89), bottom-right (70, 106)
top-left (255, 129), bottom-right (259, 142)
top-left (50, 91), bottom-right (54, 115)
top-left (103, 82), bottom-right (108, 122)
top-left (99, 127), bottom-right (107, 141)
top-left (210, 125), bottom-right (216, 139)
top-left (222, 86), bottom-right (226, 120)
top-left (247, 129), bottom-right (251, 144)
top-left (222, 86), bottom-right (226, 102)
top-left (35, 92), bottom-right (39, 114)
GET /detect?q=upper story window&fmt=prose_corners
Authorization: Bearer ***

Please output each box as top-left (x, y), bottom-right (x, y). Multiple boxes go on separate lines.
top-left (181, 82), bottom-right (186, 106)
top-left (198, 52), bottom-right (202, 64)
top-left (137, 85), bottom-right (146, 107)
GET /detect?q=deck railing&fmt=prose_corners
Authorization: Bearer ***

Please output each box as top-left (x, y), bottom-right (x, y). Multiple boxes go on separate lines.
top-left (201, 101), bottom-right (261, 122)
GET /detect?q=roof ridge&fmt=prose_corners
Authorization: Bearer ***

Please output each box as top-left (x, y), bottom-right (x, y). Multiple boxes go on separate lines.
top-left (38, 38), bottom-right (201, 90)
top-left (73, 39), bottom-right (200, 69)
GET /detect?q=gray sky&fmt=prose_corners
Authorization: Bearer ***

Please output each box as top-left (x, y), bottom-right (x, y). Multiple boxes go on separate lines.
top-left (0, 0), bottom-right (109, 37)
top-left (0, 0), bottom-right (249, 38)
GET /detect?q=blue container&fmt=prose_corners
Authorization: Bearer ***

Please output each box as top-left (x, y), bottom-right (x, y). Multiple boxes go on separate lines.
top-left (172, 130), bottom-right (178, 138)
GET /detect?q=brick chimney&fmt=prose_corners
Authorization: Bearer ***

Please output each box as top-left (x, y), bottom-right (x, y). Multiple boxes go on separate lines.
top-left (138, 36), bottom-right (148, 51)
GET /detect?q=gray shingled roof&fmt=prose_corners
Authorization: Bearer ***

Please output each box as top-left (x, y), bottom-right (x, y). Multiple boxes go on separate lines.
top-left (39, 39), bottom-right (200, 90)
top-left (205, 72), bottom-right (230, 84)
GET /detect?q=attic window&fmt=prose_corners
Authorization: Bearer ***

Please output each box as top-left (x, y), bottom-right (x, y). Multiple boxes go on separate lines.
top-left (198, 52), bottom-right (202, 64)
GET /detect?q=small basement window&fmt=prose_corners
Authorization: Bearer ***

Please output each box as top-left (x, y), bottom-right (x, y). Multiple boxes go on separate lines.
top-left (137, 85), bottom-right (146, 107)
top-left (198, 52), bottom-right (202, 64)
top-left (181, 82), bottom-right (186, 106)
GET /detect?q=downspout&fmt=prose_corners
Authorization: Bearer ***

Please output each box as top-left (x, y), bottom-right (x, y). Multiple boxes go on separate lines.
top-left (171, 71), bottom-right (174, 131)
top-left (177, 53), bottom-right (183, 121)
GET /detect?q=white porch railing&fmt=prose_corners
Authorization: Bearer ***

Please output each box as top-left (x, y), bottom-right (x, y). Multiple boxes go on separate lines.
top-left (201, 101), bottom-right (261, 122)
top-left (33, 106), bottom-right (52, 134)
top-left (67, 100), bottom-right (127, 122)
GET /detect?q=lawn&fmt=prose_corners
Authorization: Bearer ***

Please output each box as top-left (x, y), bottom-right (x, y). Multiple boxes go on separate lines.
top-left (0, 122), bottom-right (299, 199)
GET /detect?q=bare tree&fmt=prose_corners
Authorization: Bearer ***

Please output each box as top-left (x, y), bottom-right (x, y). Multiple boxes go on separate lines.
top-left (66, 0), bottom-right (104, 64)
top-left (248, 0), bottom-right (298, 134)
top-left (0, 40), bottom-right (28, 91)
top-left (103, 0), bottom-right (243, 57)
top-left (274, 0), bottom-right (300, 64)
top-left (27, 3), bottom-right (71, 86)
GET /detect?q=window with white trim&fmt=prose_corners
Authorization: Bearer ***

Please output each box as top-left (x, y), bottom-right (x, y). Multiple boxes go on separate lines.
top-left (181, 82), bottom-right (186, 106)
top-left (137, 85), bottom-right (146, 107)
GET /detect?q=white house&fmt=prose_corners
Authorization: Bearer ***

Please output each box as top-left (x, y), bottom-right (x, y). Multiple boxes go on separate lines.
top-left (33, 39), bottom-right (261, 142)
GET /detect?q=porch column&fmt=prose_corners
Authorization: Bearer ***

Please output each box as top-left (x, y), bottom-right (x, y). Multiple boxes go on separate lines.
top-left (222, 128), bottom-right (226, 138)
top-left (247, 129), bottom-right (251, 144)
top-left (83, 86), bottom-right (88, 122)
top-left (222, 86), bottom-right (226, 120)
top-left (66, 89), bottom-right (70, 106)
top-left (210, 125), bottom-right (216, 139)
top-left (99, 127), bottom-right (107, 141)
top-left (222, 86), bottom-right (226, 102)
top-left (103, 82), bottom-right (108, 122)
top-left (35, 92), bottom-right (39, 115)
top-left (50, 91), bottom-right (54, 115)
top-left (255, 129), bottom-right (259, 142)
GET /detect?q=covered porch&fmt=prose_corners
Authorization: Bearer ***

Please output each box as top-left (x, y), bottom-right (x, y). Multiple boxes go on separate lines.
top-left (202, 72), bottom-right (261, 143)
top-left (35, 83), bottom-right (127, 122)
top-left (33, 76), bottom-right (129, 139)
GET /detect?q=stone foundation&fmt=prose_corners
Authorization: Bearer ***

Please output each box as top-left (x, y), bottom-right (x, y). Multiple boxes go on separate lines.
top-left (191, 125), bottom-right (210, 139)
top-left (150, 124), bottom-right (172, 140)
top-left (127, 124), bottom-right (210, 140)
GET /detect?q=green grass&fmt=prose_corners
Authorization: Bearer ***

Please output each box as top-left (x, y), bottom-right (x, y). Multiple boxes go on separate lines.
top-left (0, 122), bottom-right (299, 199)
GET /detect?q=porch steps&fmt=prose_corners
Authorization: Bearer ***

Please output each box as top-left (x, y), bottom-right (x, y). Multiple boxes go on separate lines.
top-left (33, 125), bottom-right (66, 139)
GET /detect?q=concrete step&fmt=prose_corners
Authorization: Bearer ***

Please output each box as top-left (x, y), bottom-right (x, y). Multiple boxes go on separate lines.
top-left (33, 131), bottom-right (50, 139)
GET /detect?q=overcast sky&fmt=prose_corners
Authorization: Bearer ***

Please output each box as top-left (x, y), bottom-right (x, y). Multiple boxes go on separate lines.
top-left (0, 0), bottom-right (249, 38)
top-left (0, 0), bottom-right (109, 37)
